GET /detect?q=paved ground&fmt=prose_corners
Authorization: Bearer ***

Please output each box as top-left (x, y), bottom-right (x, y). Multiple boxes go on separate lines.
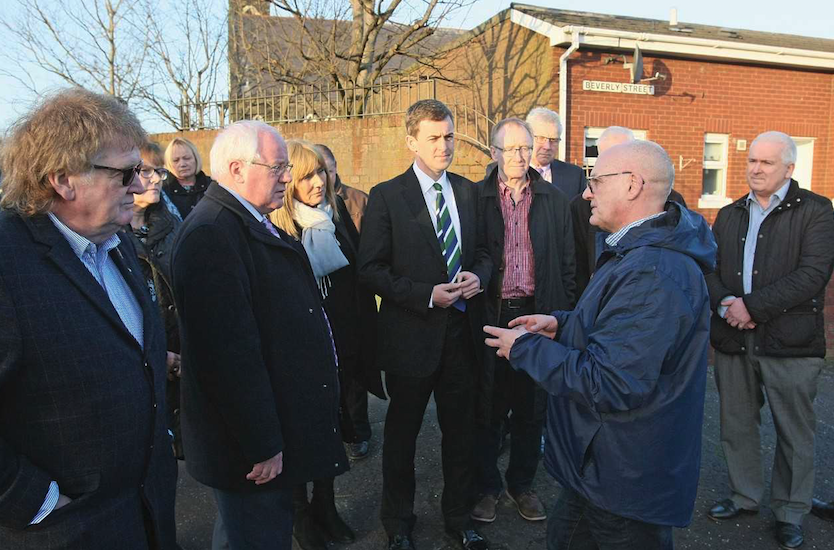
top-left (175, 366), bottom-right (834, 549)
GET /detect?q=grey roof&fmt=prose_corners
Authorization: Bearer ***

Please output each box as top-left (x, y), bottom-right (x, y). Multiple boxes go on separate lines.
top-left (512, 3), bottom-right (834, 54)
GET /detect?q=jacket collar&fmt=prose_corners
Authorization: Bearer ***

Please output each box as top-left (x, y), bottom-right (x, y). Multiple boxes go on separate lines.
top-left (480, 166), bottom-right (550, 197)
top-left (732, 179), bottom-right (802, 211)
top-left (203, 182), bottom-right (297, 249)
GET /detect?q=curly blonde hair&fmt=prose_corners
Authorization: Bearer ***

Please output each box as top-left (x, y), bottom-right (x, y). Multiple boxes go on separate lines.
top-left (0, 88), bottom-right (147, 216)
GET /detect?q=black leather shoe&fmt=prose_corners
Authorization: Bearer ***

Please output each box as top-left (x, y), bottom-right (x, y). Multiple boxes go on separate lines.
top-left (347, 440), bottom-right (370, 460)
top-left (446, 528), bottom-right (489, 550)
top-left (293, 510), bottom-right (328, 550)
top-left (775, 521), bottom-right (804, 549)
top-left (388, 534), bottom-right (416, 550)
top-left (811, 498), bottom-right (834, 522)
top-left (707, 498), bottom-right (758, 520)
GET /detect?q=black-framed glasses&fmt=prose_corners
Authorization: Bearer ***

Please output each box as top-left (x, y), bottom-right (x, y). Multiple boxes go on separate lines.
top-left (534, 135), bottom-right (560, 144)
top-left (139, 166), bottom-right (169, 180)
top-left (91, 163), bottom-right (142, 186)
top-left (249, 160), bottom-right (293, 177)
top-left (587, 171), bottom-right (632, 193)
top-left (493, 145), bottom-right (532, 158)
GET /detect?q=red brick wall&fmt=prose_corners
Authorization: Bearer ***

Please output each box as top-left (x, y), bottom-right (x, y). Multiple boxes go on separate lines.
top-left (153, 114), bottom-right (491, 193)
top-left (550, 47), bottom-right (834, 224)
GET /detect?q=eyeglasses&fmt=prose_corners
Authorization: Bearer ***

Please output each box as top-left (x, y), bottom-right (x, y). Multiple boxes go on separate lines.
top-left (587, 171), bottom-right (632, 194)
top-left (534, 135), bottom-right (560, 144)
top-left (493, 145), bottom-right (532, 158)
top-left (139, 167), bottom-right (169, 180)
top-left (91, 163), bottom-right (142, 186)
top-left (249, 160), bottom-right (293, 176)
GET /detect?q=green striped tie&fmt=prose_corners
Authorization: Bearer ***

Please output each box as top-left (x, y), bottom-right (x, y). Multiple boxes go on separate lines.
top-left (433, 183), bottom-right (464, 311)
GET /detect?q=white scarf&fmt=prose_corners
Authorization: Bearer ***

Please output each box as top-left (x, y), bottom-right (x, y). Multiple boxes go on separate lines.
top-left (293, 200), bottom-right (349, 297)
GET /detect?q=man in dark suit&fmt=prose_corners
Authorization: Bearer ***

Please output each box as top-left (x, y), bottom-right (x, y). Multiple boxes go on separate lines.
top-left (485, 107), bottom-right (586, 200)
top-left (172, 121), bottom-right (347, 550)
top-left (358, 99), bottom-right (492, 550)
top-left (472, 118), bottom-right (575, 525)
top-left (571, 127), bottom-right (687, 297)
top-left (0, 88), bottom-right (177, 548)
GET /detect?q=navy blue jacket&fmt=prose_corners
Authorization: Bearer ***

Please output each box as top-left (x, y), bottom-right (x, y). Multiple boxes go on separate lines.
top-left (509, 203), bottom-right (716, 527)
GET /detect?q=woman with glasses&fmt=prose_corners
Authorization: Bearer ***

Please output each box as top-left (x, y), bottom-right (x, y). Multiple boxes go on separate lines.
top-left (163, 137), bottom-right (213, 219)
top-left (123, 141), bottom-right (185, 460)
top-left (271, 140), bottom-right (384, 550)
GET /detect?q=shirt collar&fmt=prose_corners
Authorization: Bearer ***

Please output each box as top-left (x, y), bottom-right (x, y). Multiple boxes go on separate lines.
top-left (605, 211), bottom-right (667, 247)
top-left (47, 212), bottom-right (121, 259)
top-left (745, 179), bottom-right (791, 209)
top-left (412, 162), bottom-right (448, 195)
top-left (220, 183), bottom-right (268, 222)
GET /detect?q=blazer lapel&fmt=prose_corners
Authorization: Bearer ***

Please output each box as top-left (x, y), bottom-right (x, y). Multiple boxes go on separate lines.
top-left (27, 216), bottom-right (140, 345)
top-left (400, 170), bottom-right (445, 265)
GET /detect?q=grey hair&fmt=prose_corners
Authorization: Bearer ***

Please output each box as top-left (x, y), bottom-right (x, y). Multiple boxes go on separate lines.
top-left (490, 117), bottom-right (534, 147)
top-left (526, 107), bottom-right (562, 137)
top-left (597, 126), bottom-right (635, 153)
top-left (750, 131), bottom-right (797, 165)
top-left (210, 120), bottom-right (284, 183)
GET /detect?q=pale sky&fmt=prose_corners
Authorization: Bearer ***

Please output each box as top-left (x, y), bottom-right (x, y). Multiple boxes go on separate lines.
top-left (0, 0), bottom-right (831, 133)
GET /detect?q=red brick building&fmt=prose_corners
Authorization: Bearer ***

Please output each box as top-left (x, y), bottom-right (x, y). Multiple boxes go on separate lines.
top-left (431, 3), bottom-right (834, 222)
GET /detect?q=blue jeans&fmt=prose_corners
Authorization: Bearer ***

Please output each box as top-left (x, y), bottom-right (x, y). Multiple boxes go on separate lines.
top-left (547, 488), bottom-right (673, 550)
top-left (212, 487), bottom-right (294, 550)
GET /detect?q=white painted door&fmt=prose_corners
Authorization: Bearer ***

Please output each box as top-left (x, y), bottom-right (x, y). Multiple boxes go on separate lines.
top-left (792, 137), bottom-right (815, 190)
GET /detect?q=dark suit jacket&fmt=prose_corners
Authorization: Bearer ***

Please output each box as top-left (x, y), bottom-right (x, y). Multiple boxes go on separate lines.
top-left (0, 211), bottom-right (177, 549)
top-left (172, 183), bottom-right (347, 491)
top-left (486, 159), bottom-right (587, 199)
top-left (357, 167), bottom-right (492, 378)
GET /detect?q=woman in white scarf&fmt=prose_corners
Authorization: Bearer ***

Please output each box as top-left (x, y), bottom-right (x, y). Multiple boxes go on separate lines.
top-left (270, 140), bottom-right (382, 550)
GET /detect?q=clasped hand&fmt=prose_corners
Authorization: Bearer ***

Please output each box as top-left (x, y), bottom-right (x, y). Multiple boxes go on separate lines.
top-left (484, 314), bottom-right (559, 359)
top-left (432, 271), bottom-right (481, 308)
top-left (721, 297), bottom-right (756, 330)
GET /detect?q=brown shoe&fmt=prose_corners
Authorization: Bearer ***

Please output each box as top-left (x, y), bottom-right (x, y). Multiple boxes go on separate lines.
top-left (506, 489), bottom-right (547, 521)
top-left (470, 494), bottom-right (499, 523)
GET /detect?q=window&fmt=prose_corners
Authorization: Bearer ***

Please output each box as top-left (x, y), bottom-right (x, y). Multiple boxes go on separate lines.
top-left (584, 127), bottom-right (647, 171)
top-left (698, 133), bottom-right (731, 209)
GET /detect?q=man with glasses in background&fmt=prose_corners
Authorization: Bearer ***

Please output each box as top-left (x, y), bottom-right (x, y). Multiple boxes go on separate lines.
top-left (172, 120), bottom-right (348, 549)
top-left (0, 88), bottom-right (177, 548)
top-left (483, 140), bottom-right (716, 549)
top-left (471, 118), bottom-right (574, 526)
top-left (485, 107), bottom-right (586, 200)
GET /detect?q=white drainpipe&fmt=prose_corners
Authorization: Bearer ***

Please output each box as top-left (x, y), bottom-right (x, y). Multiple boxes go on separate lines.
top-left (558, 32), bottom-right (581, 162)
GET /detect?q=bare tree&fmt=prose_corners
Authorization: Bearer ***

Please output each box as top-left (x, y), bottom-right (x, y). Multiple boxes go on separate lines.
top-left (139, 0), bottom-right (227, 129)
top-left (0, 0), bottom-right (149, 102)
top-left (0, 0), bottom-right (227, 130)
top-left (229, 0), bottom-right (472, 117)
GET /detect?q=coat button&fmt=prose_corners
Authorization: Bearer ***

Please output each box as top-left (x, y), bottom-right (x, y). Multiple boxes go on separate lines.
top-left (741, 237), bottom-right (745, 241)
top-left (335, 463), bottom-right (340, 468)
top-left (813, 308), bottom-right (818, 312)
top-left (737, 272), bottom-right (741, 276)
top-left (753, 270), bottom-right (758, 275)
top-left (309, 308), bottom-right (313, 313)
top-left (796, 197), bottom-right (801, 202)
top-left (323, 384), bottom-right (327, 388)
top-left (168, 305), bottom-right (175, 311)
top-left (741, 346), bottom-right (746, 351)
top-left (759, 234), bottom-right (764, 238)
top-left (153, 403), bottom-right (157, 409)
top-left (333, 428), bottom-right (337, 433)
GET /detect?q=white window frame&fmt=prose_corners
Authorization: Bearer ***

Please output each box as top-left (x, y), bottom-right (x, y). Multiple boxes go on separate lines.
top-left (698, 133), bottom-right (732, 209)
top-left (584, 127), bottom-right (647, 170)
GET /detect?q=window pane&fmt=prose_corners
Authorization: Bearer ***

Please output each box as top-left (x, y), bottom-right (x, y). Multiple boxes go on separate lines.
top-left (702, 169), bottom-right (722, 195)
top-left (704, 142), bottom-right (723, 162)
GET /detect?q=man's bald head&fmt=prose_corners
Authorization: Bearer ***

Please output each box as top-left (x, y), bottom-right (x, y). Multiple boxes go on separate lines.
top-left (603, 140), bottom-right (674, 203)
top-left (597, 126), bottom-right (634, 154)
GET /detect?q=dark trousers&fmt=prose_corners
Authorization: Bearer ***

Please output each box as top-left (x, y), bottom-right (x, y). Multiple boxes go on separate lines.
top-left (342, 371), bottom-right (371, 442)
top-left (476, 302), bottom-right (544, 497)
top-left (547, 488), bottom-right (673, 550)
top-left (211, 487), bottom-right (294, 550)
top-left (380, 310), bottom-right (476, 536)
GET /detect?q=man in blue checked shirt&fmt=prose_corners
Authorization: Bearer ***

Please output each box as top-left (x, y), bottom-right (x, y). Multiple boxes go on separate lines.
top-left (0, 88), bottom-right (177, 549)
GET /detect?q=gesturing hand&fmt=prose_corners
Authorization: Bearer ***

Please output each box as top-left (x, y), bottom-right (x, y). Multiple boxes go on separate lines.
top-left (484, 325), bottom-right (528, 359)
top-left (508, 314), bottom-right (558, 340)
top-left (246, 451), bottom-right (283, 485)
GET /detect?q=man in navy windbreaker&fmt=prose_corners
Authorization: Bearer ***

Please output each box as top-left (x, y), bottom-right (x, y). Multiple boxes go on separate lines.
top-left (485, 140), bottom-right (716, 549)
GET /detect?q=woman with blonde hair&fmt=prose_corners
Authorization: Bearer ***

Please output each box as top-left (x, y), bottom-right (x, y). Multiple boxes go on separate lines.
top-left (162, 137), bottom-right (213, 218)
top-left (271, 140), bottom-right (384, 550)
